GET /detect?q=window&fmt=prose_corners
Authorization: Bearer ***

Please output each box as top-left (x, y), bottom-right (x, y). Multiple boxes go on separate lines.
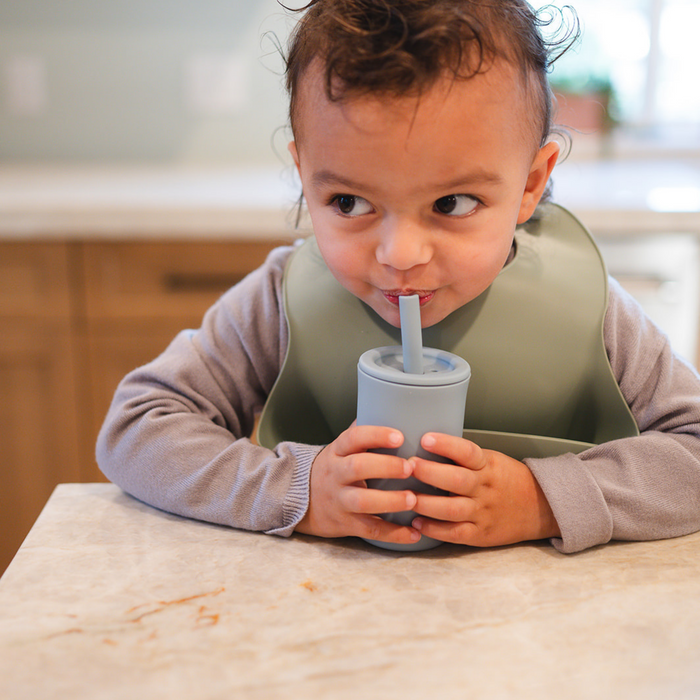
top-left (531, 0), bottom-right (700, 134)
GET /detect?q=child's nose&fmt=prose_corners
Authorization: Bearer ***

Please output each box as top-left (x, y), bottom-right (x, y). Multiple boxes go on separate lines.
top-left (375, 219), bottom-right (432, 270)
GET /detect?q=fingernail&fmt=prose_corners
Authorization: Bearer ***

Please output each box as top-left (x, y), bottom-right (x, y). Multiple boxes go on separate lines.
top-left (422, 434), bottom-right (436, 448)
top-left (412, 517), bottom-right (423, 531)
top-left (403, 459), bottom-right (414, 476)
top-left (406, 492), bottom-right (417, 509)
top-left (388, 431), bottom-right (403, 446)
top-left (409, 529), bottom-right (421, 542)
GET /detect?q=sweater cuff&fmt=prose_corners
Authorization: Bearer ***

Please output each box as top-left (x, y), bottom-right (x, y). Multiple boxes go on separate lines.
top-left (525, 452), bottom-right (613, 553)
top-left (265, 442), bottom-right (323, 537)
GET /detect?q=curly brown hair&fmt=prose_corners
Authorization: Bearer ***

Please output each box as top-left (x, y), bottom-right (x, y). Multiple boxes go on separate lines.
top-left (283, 0), bottom-right (577, 147)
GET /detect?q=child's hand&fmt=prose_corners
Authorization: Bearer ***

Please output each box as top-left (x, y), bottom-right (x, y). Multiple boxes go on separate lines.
top-left (410, 434), bottom-right (560, 547)
top-left (295, 424), bottom-right (421, 546)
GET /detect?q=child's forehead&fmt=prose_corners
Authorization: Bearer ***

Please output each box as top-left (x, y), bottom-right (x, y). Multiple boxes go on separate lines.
top-left (295, 57), bottom-right (535, 145)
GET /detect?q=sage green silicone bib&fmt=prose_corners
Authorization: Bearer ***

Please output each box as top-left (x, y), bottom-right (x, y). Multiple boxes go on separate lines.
top-left (257, 204), bottom-right (638, 459)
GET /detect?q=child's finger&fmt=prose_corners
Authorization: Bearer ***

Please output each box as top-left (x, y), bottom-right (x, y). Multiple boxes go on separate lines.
top-left (340, 451), bottom-right (412, 485)
top-left (409, 457), bottom-right (476, 495)
top-left (341, 485), bottom-right (417, 515)
top-left (333, 424), bottom-right (404, 456)
top-left (410, 517), bottom-right (483, 546)
top-left (420, 433), bottom-right (487, 469)
top-left (412, 492), bottom-right (474, 522)
top-left (355, 516), bottom-right (421, 546)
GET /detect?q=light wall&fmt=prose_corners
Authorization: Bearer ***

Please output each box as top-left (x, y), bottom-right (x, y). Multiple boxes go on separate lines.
top-left (0, 0), bottom-right (295, 164)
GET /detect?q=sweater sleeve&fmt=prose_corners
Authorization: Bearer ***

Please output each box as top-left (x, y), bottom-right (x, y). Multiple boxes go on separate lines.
top-left (526, 277), bottom-right (700, 553)
top-left (95, 244), bottom-right (323, 536)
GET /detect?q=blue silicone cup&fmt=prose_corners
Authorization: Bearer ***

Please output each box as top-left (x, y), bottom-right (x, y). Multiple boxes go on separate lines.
top-left (357, 346), bottom-right (471, 551)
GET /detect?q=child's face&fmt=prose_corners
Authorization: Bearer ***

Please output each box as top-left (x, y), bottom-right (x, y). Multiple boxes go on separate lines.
top-left (289, 60), bottom-right (559, 328)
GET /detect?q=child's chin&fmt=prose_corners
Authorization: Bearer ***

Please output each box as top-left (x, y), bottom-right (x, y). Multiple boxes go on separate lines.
top-left (377, 307), bottom-right (402, 328)
top-left (365, 299), bottom-right (401, 327)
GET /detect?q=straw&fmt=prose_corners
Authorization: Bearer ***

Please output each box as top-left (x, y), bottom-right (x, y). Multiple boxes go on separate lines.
top-left (399, 294), bottom-right (424, 374)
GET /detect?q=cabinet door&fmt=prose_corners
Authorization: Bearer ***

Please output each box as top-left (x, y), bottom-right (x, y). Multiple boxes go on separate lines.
top-left (0, 324), bottom-right (80, 574)
top-left (0, 242), bottom-right (79, 575)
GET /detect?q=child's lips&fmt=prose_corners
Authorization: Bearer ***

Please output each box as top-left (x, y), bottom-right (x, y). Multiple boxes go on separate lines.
top-left (382, 290), bottom-right (435, 306)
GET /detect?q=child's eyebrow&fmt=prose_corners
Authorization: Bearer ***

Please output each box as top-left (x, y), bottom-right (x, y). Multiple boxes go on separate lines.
top-left (310, 170), bottom-right (363, 191)
top-left (310, 169), bottom-right (504, 193)
top-left (435, 171), bottom-right (505, 190)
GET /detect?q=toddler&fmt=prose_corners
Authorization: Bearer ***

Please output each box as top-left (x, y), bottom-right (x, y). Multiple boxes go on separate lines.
top-left (97, 0), bottom-right (700, 553)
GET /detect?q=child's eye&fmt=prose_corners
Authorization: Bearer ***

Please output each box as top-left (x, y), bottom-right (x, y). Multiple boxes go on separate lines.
top-left (434, 194), bottom-right (479, 217)
top-left (331, 194), bottom-right (374, 217)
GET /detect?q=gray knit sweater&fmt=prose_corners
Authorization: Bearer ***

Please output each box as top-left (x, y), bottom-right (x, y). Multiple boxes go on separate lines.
top-left (96, 244), bottom-right (700, 553)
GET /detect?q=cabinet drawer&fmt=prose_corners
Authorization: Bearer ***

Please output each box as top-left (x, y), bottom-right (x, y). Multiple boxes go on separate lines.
top-left (81, 240), bottom-right (283, 321)
top-left (0, 242), bottom-right (73, 319)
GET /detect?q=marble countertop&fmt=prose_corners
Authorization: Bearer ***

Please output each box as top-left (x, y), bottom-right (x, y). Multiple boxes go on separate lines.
top-left (553, 158), bottom-right (700, 235)
top-left (1, 484), bottom-right (699, 699)
top-left (0, 165), bottom-right (304, 240)
top-left (1, 158), bottom-right (700, 239)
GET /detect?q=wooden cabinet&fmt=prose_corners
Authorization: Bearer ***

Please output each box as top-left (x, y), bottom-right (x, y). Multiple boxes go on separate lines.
top-left (0, 238), bottom-right (282, 574)
top-left (0, 242), bottom-right (81, 574)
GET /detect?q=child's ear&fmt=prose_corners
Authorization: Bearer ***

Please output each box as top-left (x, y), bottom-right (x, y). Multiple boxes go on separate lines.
top-left (517, 140), bottom-right (560, 224)
top-left (288, 141), bottom-right (301, 171)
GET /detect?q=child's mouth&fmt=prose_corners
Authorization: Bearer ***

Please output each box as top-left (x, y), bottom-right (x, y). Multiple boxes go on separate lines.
top-left (382, 290), bottom-right (435, 306)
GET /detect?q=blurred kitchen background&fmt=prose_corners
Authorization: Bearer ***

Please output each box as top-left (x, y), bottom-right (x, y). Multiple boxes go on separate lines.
top-left (1, 0), bottom-right (699, 573)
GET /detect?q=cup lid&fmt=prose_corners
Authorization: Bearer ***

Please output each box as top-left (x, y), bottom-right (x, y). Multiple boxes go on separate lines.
top-left (359, 346), bottom-right (471, 386)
